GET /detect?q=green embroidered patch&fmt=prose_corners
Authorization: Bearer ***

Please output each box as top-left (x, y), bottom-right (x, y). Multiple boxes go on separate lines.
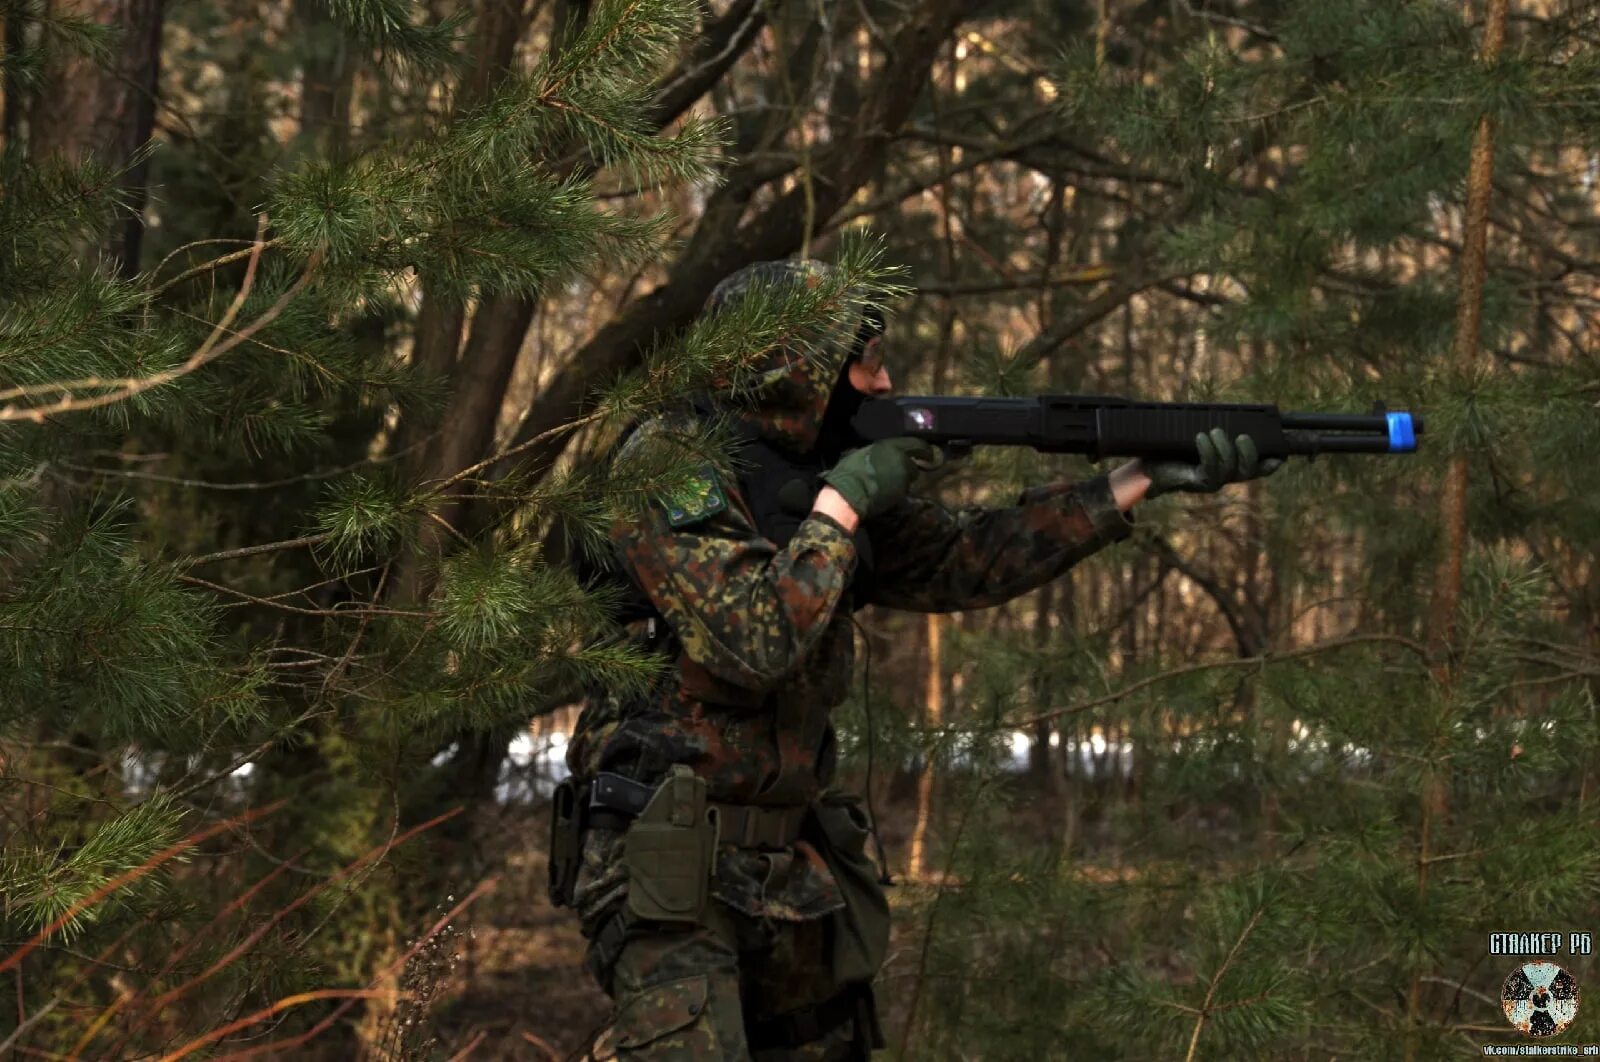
top-left (665, 465), bottom-right (728, 528)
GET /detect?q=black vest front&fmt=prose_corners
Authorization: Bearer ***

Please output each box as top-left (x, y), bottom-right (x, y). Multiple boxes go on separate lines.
top-left (734, 435), bottom-right (877, 607)
top-left (574, 413), bottom-right (877, 627)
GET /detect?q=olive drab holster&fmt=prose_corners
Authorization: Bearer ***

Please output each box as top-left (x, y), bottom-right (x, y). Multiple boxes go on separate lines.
top-left (621, 764), bottom-right (718, 925)
top-left (547, 779), bottom-right (583, 908)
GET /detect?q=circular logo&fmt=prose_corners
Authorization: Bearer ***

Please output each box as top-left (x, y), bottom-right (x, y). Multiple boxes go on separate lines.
top-left (1502, 962), bottom-right (1580, 1038)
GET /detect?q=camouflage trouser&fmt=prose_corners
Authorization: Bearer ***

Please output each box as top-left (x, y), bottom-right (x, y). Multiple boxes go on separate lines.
top-left (586, 900), bottom-right (872, 1061)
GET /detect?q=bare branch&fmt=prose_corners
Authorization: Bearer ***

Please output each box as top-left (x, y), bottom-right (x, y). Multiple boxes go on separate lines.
top-left (0, 230), bottom-right (321, 422)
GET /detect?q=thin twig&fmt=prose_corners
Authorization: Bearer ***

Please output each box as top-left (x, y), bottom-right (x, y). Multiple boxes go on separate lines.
top-left (1184, 905), bottom-right (1267, 1062)
top-left (151, 237), bottom-right (259, 282)
top-left (0, 238), bottom-right (320, 421)
top-left (58, 434), bottom-right (437, 492)
top-left (317, 563), bottom-right (393, 704)
top-left (522, 1029), bottom-right (563, 1061)
top-left (898, 777), bottom-right (992, 1056)
top-left (447, 1031), bottom-right (488, 1061)
top-left (165, 709), bottom-right (326, 802)
top-left (156, 990), bottom-right (398, 1062)
top-left (68, 850), bottom-right (310, 1057)
top-left (952, 632), bottom-right (1431, 733)
top-left (153, 237), bottom-right (285, 296)
top-left (0, 216), bottom-right (269, 407)
top-left (131, 808), bottom-right (465, 1027)
top-left (184, 533), bottom-right (332, 566)
top-left (206, 878), bottom-right (498, 1061)
top-left (1178, 1), bottom-right (1278, 44)
top-left (428, 408), bottom-right (609, 496)
top-left (176, 574), bottom-right (426, 619)
top-left (0, 998), bottom-right (57, 1056)
top-left (425, 509), bottom-right (473, 547)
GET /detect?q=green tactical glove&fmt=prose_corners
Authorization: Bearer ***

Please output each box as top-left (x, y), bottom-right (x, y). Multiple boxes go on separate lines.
top-left (820, 437), bottom-right (940, 520)
top-left (1143, 427), bottom-right (1284, 500)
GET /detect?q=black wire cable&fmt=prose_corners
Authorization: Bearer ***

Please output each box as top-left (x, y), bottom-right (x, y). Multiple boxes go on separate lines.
top-left (853, 615), bottom-right (895, 886)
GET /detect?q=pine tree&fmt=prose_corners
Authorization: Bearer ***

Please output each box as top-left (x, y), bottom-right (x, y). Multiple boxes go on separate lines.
top-left (0, 0), bottom-right (904, 1053)
top-left (5, 0), bottom-right (1598, 1056)
top-left (854, 2), bottom-right (1600, 1059)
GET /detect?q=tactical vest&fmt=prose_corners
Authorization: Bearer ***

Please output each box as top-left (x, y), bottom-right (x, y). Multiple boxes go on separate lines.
top-left (734, 433), bottom-right (877, 593)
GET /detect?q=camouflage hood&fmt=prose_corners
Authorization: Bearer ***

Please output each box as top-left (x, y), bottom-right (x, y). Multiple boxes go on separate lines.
top-left (704, 259), bottom-right (871, 455)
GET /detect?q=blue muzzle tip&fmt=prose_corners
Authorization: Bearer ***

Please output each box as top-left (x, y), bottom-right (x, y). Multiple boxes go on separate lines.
top-left (1386, 412), bottom-right (1417, 453)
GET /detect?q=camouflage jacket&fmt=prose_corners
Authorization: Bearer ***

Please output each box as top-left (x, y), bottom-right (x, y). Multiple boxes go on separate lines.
top-left (567, 262), bottom-right (1134, 925)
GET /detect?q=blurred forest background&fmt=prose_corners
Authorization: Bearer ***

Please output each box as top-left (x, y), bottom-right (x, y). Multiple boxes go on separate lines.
top-left (2, 0), bottom-right (1600, 1058)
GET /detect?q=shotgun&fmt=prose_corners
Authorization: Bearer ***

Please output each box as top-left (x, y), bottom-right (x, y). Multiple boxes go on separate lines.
top-left (851, 394), bottom-right (1422, 462)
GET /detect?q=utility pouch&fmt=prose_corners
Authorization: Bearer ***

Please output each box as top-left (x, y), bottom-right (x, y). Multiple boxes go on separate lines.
top-left (547, 779), bottom-right (584, 908)
top-left (811, 791), bottom-right (891, 985)
top-left (622, 765), bottom-right (717, 925)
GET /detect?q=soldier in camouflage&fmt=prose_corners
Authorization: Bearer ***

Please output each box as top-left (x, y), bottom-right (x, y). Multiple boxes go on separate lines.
top-left (558, 259), bottom-right (1279, 1059)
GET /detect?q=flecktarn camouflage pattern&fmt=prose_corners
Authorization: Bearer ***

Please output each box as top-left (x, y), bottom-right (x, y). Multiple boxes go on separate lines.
top-left (565, 259), bottom-right (1137, 1057)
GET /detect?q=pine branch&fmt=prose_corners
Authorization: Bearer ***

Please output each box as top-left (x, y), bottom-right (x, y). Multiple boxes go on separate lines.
top-left (1184, 904), bottom-right (1267, 1062)
top-left (0, 801), bottom-right (285, 977)
top-left (952, 632), bottom-right (1432, 733)
top-left (174, 575), bottom-right (425, 619)
top-left (185, 534), bottom-right (333, 566)
top-left (317, 0), bottom-right (464, 70)
top-left (152, 237), bottom-right (285, 297)
top-left (0, 233), bottom-right (322, 422)
top-left (124, 806), bottom-right (467, 1044)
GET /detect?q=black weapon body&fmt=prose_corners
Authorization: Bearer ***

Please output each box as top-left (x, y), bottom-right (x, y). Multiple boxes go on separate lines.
top-left (850, 394), bottom-right (1423, 462)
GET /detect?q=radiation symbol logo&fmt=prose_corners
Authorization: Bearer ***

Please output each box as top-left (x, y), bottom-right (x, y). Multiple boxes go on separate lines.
top-left (1502, 961), bottom-right (1580, 1038)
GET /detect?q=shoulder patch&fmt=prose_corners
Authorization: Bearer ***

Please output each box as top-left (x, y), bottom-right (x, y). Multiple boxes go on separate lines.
top-left (665, 464), bottom-right (729, 528)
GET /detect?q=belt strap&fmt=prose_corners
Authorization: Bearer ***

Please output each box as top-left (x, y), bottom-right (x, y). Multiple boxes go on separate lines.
top-left (588, 772), bottom-right (807, 849)
top-left (713, 803), bottom-right (807, 849)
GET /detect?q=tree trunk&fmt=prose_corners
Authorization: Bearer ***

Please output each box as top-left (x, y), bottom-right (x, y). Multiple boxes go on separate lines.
top-left (387, 0), bottom-right (546, 884)
top-left (397, 284), bottom-right (469, 458)
top-left (908, 612), bottom-right (943, 881)
top-left (296, 0), bottom-right (354, 153)
top-left (1406, 1), bottom-right (1509, 1054)
top-left (2, 11), bottom-right (25, 147)
top-left (27, 0), bottom-right (165, 276)
top-left (393, 0), bottom-right (536, 475)
top-left (394, 294), bottom-right (536, 603)
top-left (1029, 581), bottom-right (1055, 782)
top-left (401, 0), bottom-right (780, 836)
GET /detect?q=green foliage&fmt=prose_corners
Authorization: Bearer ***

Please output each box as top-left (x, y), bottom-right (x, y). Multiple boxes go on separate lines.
top-left (0, 0), bottom-right (117, 89)
top-left (2, 0), bottom-right (1597, 1055)
top-left (0, 151), bottom-right (133, 287)
top-left (266, 0), bottom-right (725, 307)
top-left (313, 470), bottom-right (413, 565)
top-left (319, 0), bottom-right (466, 71)
top-left (0, 793), bottom-right (185, 939)
top-left (859, 4), bottom-right (1600, 1058)
top-left (0, 498), bottom-right (252, 740)
top-left (0, 0), bottom-right (774, 1053)
top-left (601, 231), bottom-right (908, 426)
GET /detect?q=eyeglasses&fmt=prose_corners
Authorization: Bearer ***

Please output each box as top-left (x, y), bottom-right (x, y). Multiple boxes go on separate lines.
top-left (857, 335), bottom-right (885, 375)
